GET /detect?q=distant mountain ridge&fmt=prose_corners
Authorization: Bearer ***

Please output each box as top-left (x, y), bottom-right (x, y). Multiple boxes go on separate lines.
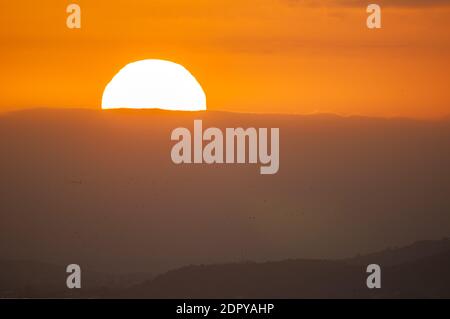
top-left (126, 237), bottom-right (450, 299)
top-left (2, 237), bottom-right (450, 298)
top-left (348, 237), bottom-right (450, 267)
top-left (0, 259), bottom-right (151, 298)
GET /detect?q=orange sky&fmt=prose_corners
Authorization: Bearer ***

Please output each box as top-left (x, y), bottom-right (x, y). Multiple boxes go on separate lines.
top-left (0, 0), bottom-right (449, 118)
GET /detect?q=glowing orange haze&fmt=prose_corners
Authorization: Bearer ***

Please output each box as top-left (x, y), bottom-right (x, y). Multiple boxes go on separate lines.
top-left (0, 1), bottom-right (449, 118)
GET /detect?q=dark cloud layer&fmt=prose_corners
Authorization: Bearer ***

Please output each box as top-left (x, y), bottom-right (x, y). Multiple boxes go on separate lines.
top-left (290, 0), bottom-right (450, 7)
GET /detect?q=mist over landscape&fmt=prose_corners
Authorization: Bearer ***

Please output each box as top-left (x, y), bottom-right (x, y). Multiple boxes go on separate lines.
top-left (1, 108), bottom-right (450, 298)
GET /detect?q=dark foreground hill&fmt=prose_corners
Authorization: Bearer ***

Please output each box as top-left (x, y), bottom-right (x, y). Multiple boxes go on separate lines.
top-left (2, 238), bottom-right (450, 298)
top-left (126, 237), bottom-right (450, 299)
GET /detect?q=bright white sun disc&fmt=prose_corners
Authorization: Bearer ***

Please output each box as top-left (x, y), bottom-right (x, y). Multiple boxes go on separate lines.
top-left (101, 59), bottom-right (206, 111)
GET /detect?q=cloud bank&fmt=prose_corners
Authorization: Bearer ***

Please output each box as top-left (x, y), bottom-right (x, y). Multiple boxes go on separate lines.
top-left (289, 0), bottom-right (450, 7)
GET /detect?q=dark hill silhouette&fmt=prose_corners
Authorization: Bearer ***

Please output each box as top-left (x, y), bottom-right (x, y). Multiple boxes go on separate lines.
top-left (1, 238), bottom-right (450, 298)
top-left (126, 238), bottom-right (450, 299)
top-left (128, 259), bottom-right (368, 298)
top-left (384, 250), bottom-right (450, 298)
top-left (348, 237), bottom-right (450, 266)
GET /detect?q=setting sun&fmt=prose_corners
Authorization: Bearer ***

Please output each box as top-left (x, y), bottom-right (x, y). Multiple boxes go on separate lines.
top-left (101, 59), bottom-right (206, 111)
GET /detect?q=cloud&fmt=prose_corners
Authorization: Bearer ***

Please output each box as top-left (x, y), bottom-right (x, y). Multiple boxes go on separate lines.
top-left (288, 0), bottom-right (450, 7)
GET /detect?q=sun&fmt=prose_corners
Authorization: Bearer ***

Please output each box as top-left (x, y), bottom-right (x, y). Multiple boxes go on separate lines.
top-left (101, 59), bottom-right (206, 111)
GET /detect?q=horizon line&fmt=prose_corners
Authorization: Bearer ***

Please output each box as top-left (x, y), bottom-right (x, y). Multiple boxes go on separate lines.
top-left (0, 106), bottom-right (449, 122)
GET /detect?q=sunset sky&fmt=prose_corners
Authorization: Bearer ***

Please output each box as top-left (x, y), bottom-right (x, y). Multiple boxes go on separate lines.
top-left (0, 0), bottom-right (449, 118)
